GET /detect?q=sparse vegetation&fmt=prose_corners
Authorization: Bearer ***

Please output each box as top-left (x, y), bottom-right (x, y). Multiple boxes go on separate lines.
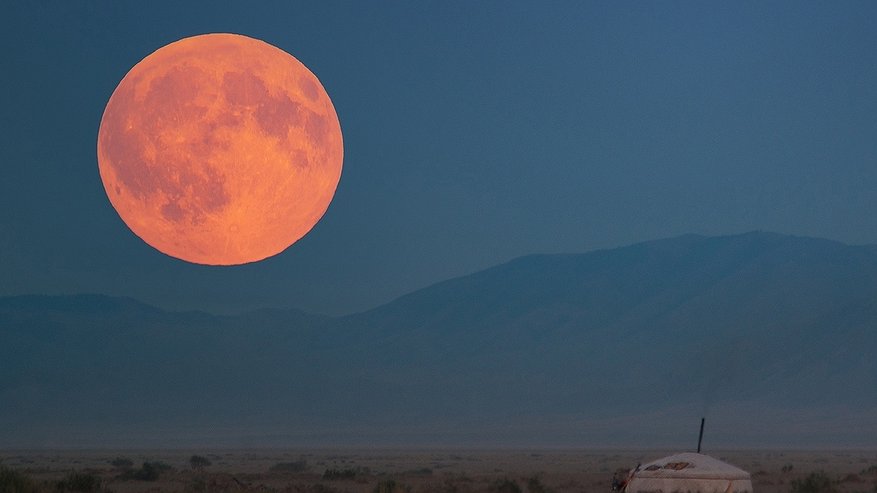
top-left (55, 471), bottom-right (102, 492)
top-left (108, 457), bottom-right (133, 470)
top-left (783, 464), bottom-right (795, 473)
top-left (373, 479), bottom-right (411, 493)
top-left (269, 459), bottom-right (309, 473)
top-left (790, 472), bottom-right (837, 493)
top-left (4, 450), bottom-right (876, 493)
top-left (309, 484), bottom-right (339, 493)
top-left (184, 477), bottom-right (207, 492)
top-left (120, 461), bottom-right (173, 481)
top-left (527, 475), bottom-right (553, 493)
top-left (189, 455), bottom-right (211, 471)
top-left (322, 467), bottom-right (366, 480)
top-left (428, 478), bottom-right (474, 493)
top-left (490, 478), bottom-right (522, 493)
top-left (0, 466), bottom-right (39, 493)
top-left (840, 473), bottom-right (862, 484)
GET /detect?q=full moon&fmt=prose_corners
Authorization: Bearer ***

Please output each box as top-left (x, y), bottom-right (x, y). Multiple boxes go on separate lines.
top-left (97, 33), bottom-right (343, 265)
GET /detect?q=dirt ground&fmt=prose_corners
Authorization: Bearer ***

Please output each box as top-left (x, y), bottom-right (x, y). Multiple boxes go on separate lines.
top-left (2, 448), bottom-right (877, 492)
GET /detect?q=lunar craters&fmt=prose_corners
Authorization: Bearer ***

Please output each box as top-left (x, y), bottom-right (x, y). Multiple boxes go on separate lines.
top-left (222, 69), bottom-right (326, 169)
top-left (97, 33), bottom-right (342, 265)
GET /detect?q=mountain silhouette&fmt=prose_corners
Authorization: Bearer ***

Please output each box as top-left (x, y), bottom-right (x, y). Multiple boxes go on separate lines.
top-left (2, 232), bottom-right (875, 447)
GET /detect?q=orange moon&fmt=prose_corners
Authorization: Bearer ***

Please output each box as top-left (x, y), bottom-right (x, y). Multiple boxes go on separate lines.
top-left (97, 33), bottom-right (343, 265)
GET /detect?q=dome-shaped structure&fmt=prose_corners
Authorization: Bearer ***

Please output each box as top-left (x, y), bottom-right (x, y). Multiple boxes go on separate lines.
top-left (623, 452), bottom-right (752, 493)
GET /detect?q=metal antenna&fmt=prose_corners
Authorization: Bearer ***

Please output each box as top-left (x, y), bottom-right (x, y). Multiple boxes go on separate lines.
top-left (697, 417), bottom-right (705, 453)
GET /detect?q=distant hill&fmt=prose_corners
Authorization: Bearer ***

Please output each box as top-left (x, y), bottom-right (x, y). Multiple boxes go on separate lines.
top-left (2, 232), bottom-right (876, 448)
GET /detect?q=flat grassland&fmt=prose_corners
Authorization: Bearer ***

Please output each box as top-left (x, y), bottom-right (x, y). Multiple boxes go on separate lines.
top-left (2, 449), bottom-right (877, 492)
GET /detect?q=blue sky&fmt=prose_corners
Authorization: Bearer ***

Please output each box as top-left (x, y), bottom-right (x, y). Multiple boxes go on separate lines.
top-left (2, 1), bottom-right (877, 315)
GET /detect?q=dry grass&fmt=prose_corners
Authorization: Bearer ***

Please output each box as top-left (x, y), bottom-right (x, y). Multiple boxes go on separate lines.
top-left (1, 449), bottom-right (876, 493)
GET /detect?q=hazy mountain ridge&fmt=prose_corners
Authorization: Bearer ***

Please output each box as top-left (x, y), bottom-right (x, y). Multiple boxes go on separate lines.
top-left (2, 231), bottom-right (876, 447)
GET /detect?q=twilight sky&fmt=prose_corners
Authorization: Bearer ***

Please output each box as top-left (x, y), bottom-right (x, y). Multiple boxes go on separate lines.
top-left (2, 1), bottom-right (877, 315)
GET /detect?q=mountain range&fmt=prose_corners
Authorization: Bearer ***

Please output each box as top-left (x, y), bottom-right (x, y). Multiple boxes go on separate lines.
top-left (2, 231), bottom-right (876, 448)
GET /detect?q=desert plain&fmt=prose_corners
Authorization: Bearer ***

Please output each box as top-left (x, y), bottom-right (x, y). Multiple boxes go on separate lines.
top-left (2, 448), bottom-right (877, 493)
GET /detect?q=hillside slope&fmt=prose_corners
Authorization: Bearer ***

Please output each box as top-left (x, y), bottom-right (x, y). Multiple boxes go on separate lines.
top-left (2, 232), bottom-right (875, 447)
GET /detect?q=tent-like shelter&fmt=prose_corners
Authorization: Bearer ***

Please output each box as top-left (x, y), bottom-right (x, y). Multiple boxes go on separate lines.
top-left (623, 452), bottom-right (752, 493)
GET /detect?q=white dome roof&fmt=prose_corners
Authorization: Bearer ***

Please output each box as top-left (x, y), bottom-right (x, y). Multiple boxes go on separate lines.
top-left (624, 453), bottom-right (752, 493)
top-left (632, 452), bottom-right (750, 480)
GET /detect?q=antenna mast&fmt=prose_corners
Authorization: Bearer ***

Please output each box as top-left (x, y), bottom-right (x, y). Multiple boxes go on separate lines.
top-left (697, 417), bottom-right (705, 453)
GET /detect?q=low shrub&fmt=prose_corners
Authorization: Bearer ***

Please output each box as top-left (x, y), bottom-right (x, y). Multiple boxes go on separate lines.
top-left (790, 472), bottom-right (836, 493)
top-left (322, 468), bottom-right (361, 480)
top-left (120, 461), bottom-right (173, 481)
top-left (56, 471), bottom-right (102, 492)
top-left (109, 457), bottom-right (133, 469)
top-left (0, 466), bottom-right (39, 493)
top-left (310, 485), bottom-right (339, 493)
top-left (428, 479), bottom-right (474, 493)
top-left (189, 455), bottom-right (211, 471)
top-left (269, 460), bottom-right (309, 473)
top-left (184, 477), bottom-right (207, 492)
top-left (490, 478), bottom-right (522, 493)
top-left (373, 479), bottom-right (410, 493)
top-left (527, 475), bottom-right (552, 493)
